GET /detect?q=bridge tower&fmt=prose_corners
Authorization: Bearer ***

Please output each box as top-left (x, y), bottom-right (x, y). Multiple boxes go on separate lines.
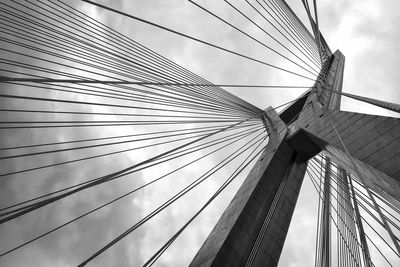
top-left (190, 8), bottom-right (400, 267)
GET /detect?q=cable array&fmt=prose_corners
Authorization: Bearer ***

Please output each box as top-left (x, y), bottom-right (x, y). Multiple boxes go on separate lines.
top-left (1, 0), bottom-right (397, 266)
top-left (308, 153), bottom-right (400, 266)
top-left (0, 0), bottom-right (317, 265)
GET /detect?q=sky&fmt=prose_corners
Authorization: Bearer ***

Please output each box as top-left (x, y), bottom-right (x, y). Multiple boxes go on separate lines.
top-left (0, 0), bottom-right (399, 266)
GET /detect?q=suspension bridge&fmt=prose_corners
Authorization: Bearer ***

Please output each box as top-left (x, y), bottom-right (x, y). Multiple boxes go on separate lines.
top-left (0, 0), bottom-right (399, 266)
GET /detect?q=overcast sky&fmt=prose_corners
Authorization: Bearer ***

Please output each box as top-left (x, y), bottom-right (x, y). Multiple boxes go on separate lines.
top-left (0, 0), bottom-right (399, 266)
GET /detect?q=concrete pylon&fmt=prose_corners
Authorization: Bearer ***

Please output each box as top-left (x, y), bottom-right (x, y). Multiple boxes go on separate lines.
top-left (190, 50), bottom-right (400, 266)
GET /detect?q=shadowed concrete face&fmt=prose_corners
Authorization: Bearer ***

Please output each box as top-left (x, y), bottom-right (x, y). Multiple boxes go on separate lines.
top-left (190, 108), bottom-right (307, 266)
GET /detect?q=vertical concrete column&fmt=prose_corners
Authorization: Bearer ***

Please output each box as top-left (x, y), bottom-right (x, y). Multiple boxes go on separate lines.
top-left (320, 158), bottom-right (331, 267)
top-left (190, 109), bottom-right (307, 267)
